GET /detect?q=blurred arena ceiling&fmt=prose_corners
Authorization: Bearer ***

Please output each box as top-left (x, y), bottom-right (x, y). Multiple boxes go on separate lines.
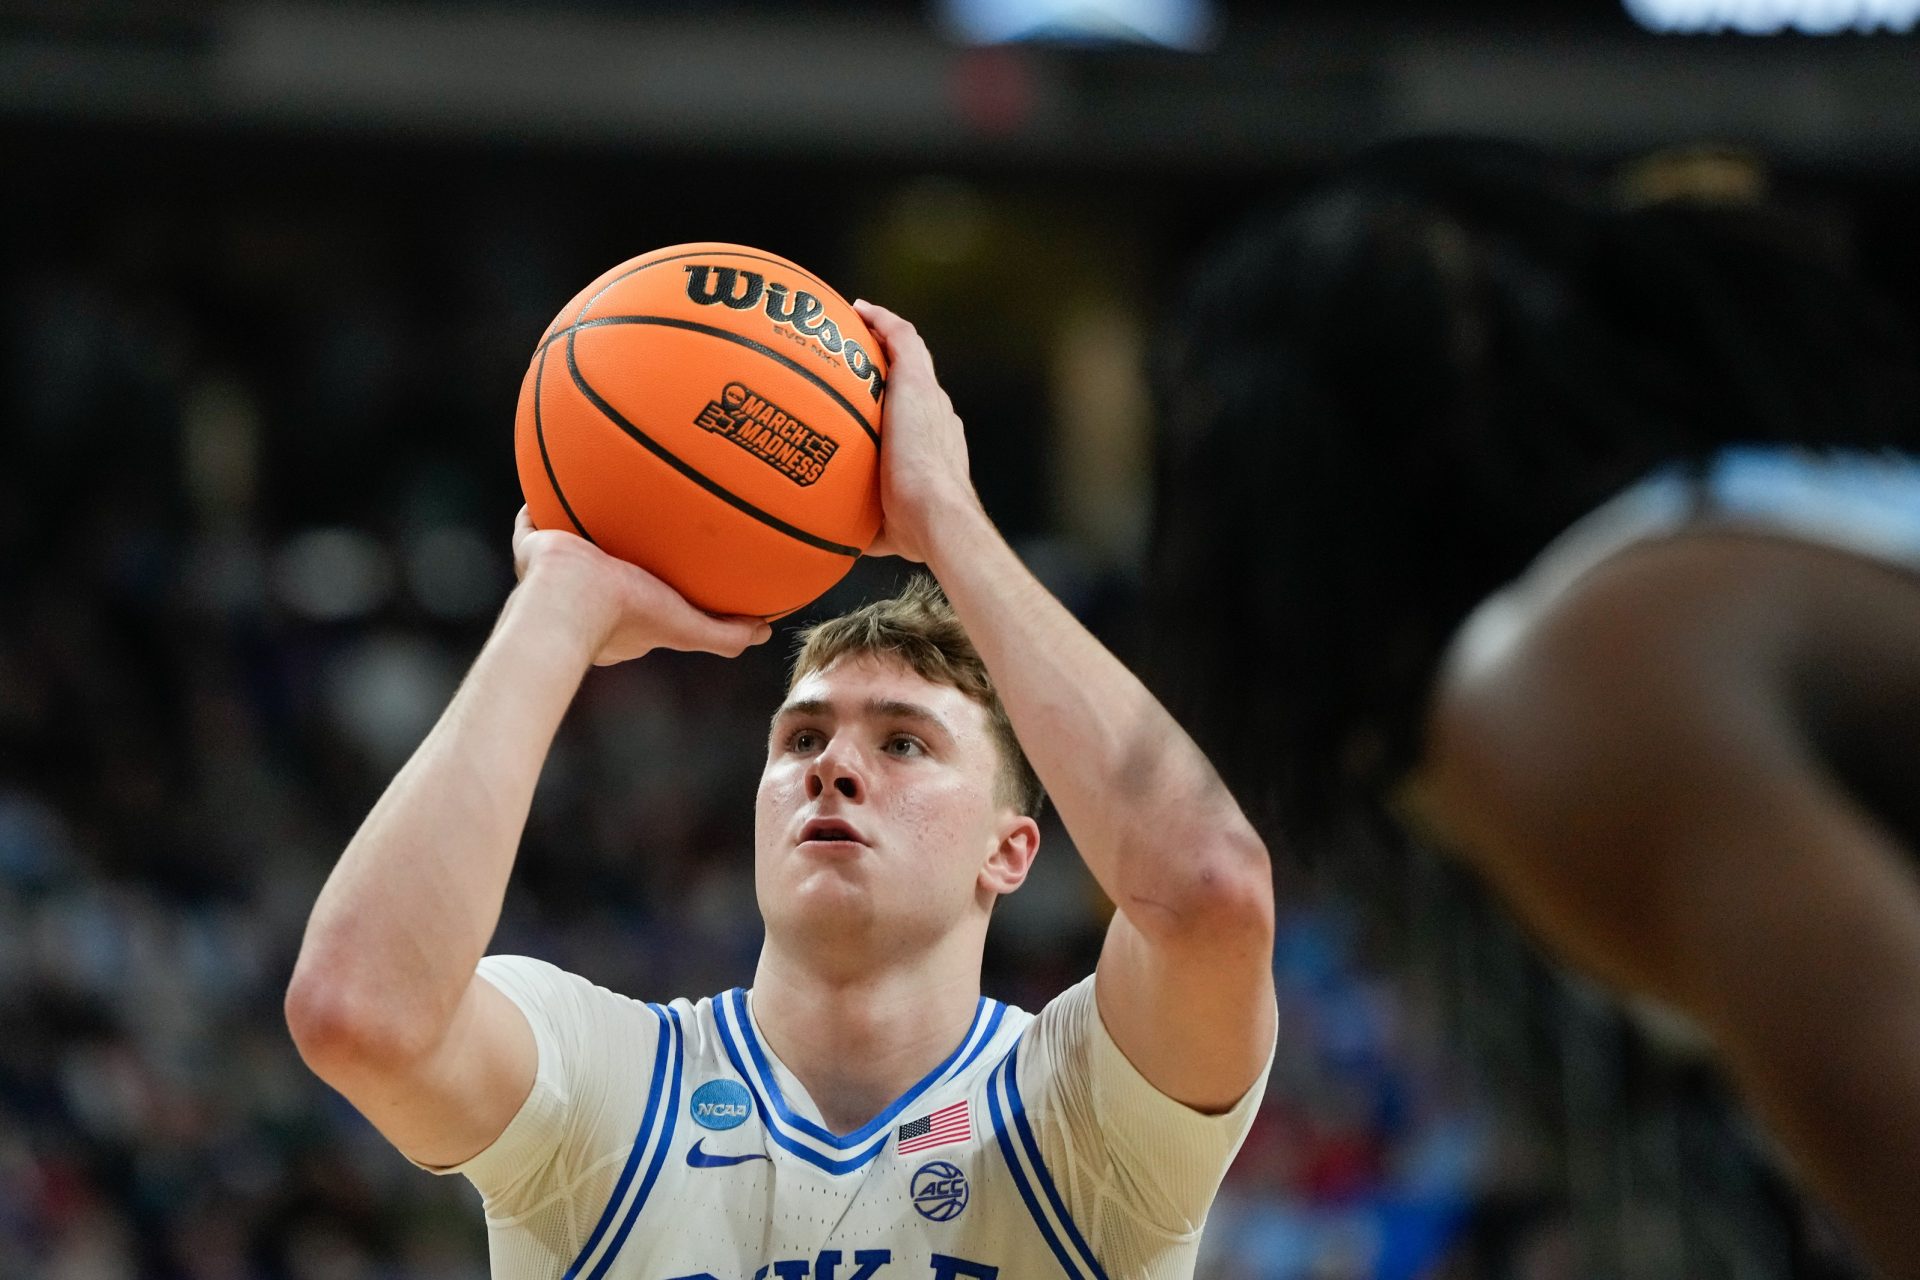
top-left (0, 0), bottom-right (1917, 168)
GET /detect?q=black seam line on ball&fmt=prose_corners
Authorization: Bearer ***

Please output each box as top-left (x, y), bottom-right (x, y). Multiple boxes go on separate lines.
top-left (564, 328), bottom-right (861, 560)
top-left (534, 338), bottom-right (594, 543)
top-left (558, 247), bottom-right (848, 346)
top-left (539, 314), bottom-right (881, 449)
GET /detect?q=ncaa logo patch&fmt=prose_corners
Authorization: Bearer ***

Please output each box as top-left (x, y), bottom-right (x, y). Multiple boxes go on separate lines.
top-left (689, 1079), bottom-right (753, 1131)
top-left (911, 1161), bottom-right (969, 1223)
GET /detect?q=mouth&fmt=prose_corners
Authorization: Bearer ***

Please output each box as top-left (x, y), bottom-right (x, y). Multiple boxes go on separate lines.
top-left (799, 817), bottom-right (868, 847)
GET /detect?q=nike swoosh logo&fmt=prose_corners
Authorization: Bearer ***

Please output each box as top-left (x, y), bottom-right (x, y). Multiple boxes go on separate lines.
top-left (686, 1138), bottom-right (770, 1169)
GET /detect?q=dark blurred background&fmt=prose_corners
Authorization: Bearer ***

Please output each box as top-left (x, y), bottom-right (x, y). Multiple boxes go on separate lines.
top-left (2, 1), bottom-right (1917, 1277)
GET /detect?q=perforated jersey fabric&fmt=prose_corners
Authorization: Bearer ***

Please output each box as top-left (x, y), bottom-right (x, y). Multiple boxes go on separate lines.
top-left (416, 957), bottom-right (1272, 1280)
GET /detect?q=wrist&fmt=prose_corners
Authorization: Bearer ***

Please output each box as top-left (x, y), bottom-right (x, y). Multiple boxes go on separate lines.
top-left (919, 491), bottom-right (996, 574)
top-left (503, 563), bottom-right (620, 667)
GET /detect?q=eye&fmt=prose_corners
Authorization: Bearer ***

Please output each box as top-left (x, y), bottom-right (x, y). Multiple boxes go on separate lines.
top-left (883, 734), bottom-right (925, 758)
top-left (786, 728), bottom-right (824, 753)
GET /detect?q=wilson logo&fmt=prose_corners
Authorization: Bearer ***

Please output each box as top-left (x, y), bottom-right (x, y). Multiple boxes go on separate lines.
top-left (694, 382), bottom-right (839, 486)
top-left (683, 265), bottom-right (886, 402)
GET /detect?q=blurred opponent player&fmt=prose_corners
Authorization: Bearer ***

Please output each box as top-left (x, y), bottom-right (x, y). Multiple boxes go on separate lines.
top-left (1149, 138), bottom-right (1920, 1277)
top-left (286, 302), bottom-right (1276, 1280)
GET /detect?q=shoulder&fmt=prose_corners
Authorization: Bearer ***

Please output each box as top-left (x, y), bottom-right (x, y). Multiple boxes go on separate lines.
top-left (994, 979), bottom-right (1086, 1113)
top-left (1425, 532), bottom-right (1825, 829)
top-left (476, 954), bottom-right (653, 1013)
top-left (1415, 534), bottom-right (1865, 988)
top-left (475, 955), bottom-right (697, 1054)
top-left (1015, 974), bottom-right (1268, 1126)
top-left (1013, 977), bottom-right (1090, 1057)
top-left (1004, 975), bottom-right (1270, 1237)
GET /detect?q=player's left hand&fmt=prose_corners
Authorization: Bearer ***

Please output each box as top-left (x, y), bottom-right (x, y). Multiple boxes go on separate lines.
top-left (853, 300), bottom-right (985, 564)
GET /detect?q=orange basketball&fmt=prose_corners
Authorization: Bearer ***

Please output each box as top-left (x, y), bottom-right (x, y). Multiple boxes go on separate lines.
top-left (514, 243), bottom-right (886, 619)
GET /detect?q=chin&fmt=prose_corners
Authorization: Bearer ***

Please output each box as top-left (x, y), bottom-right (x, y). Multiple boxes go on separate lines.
top-left (777, 870), bottom-right (879, 929)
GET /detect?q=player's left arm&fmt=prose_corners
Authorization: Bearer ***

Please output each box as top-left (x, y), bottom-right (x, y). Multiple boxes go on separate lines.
top-left (855, 301), bottom-right (1276, 1113)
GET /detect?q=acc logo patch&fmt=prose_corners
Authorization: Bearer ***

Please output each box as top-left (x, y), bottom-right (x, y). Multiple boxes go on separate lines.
top-left (689, 1079), bottom-right (754, 1131)
top-left (911, 1160), bottom-right (970, 1222)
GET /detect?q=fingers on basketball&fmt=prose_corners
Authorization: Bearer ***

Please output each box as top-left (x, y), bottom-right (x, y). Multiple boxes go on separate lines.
top-left (654, 594), bottom-right (771, 657)
top-left (516, 245), bottom-right (887, 618)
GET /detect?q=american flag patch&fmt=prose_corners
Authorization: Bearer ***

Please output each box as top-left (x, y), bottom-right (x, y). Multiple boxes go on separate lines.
top-left (897, 1100), bottom-right (970, 1154)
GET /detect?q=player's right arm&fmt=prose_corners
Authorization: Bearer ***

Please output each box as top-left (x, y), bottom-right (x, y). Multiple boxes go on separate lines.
top-left (284, 508), bottom-right (768, 1169)
top-left (1416, 533), bottom-right (1920, 1279)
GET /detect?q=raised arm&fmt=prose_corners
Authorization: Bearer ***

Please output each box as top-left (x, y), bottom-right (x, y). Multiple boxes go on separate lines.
top-left (854, 302), bottom-right (1276, 1113)
top-left (284, 510), bottom-right (768, 1167)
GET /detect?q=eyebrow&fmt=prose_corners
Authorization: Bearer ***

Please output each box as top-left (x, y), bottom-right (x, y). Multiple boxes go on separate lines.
top-left (771, 697), bottom-right (956, 741)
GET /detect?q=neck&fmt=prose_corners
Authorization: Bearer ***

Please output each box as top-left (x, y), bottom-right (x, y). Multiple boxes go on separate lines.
top-left (750, 928), bottom-right (984, 1136)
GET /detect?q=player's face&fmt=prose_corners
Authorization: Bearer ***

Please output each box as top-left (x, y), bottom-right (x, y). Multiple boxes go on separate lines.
top-left (754, 653), bottom-right (1032, 948)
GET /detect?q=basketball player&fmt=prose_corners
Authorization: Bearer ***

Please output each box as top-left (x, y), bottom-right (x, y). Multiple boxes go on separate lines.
top-left (285, 303), bottom-right (1278, 1280)
top-left (1149, 139), bottom-right (1920, 1276)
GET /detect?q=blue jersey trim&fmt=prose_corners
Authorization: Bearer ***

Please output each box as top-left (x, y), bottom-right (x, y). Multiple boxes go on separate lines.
top-left (1001, 1041), bottom-right (1107, 1280)
top-left (563, 1003), bottom-right (676, 1280)
top-left (944, 1000), bottom-right (1009, 1082)
top-left (724, 987), bottom-right (990, 1150)
top-left (987, 1048), bottom-right (1098, 1280)
top-left (584, 1005), bottom-right (685, 1280)
top-left (713, 998), bottom-right (891, 1175)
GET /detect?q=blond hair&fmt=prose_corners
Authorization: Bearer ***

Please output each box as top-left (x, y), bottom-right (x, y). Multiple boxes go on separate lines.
top-left (790, 576), bottom-right (1045, 817)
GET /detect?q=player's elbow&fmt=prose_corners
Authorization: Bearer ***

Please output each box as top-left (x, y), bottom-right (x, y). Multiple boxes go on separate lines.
top-left (285, 958), bottom-right (437, 1084)
top-left (1130, 826), bottom-right (1276, 951)
top-left (1196, 835), bottom-right (1278, 945)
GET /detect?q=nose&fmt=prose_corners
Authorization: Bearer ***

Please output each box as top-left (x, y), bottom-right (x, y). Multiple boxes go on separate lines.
top-left (805, 741), bottom-right (866, 803)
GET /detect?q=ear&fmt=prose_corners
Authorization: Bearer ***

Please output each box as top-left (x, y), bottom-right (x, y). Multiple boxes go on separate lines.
top-left (980, 814), bottom-right (1041, 898)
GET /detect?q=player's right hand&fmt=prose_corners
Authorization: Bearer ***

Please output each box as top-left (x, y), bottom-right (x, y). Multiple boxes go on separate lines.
top-left (509, 506), bottom-right (772, 665)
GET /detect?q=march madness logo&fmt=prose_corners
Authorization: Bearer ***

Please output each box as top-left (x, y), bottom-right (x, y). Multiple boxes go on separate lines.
top-left (694, 382), bottom-right (839, 486)
top-left (682, 265), bottom-right (887, 403)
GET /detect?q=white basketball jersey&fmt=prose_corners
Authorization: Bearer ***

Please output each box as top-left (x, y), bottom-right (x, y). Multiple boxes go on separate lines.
top-left (428, 957), bottom-right (1269, 1280)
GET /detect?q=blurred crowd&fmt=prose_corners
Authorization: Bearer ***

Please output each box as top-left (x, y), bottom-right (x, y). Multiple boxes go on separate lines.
top-left (0, 135), bottom-right (1515, 1279)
